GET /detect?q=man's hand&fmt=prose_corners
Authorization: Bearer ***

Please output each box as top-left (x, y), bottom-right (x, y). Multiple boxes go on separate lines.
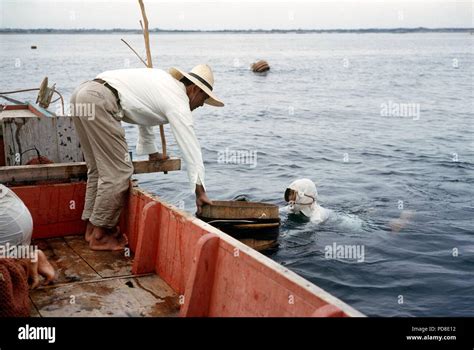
top-left (195, 184), bottom-right (213, 215)
top-left (149, 152), bottom-right (169, 161)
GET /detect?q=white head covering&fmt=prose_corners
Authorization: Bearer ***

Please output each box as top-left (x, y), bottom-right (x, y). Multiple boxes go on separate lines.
top-left (0, 185), bottom-right (33, 248)
top-left (286, 179), bottom-right (318, 218)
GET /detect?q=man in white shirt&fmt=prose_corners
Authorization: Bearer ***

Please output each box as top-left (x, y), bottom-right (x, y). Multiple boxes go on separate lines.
top-left (70, 64), bottom-right (224, 251)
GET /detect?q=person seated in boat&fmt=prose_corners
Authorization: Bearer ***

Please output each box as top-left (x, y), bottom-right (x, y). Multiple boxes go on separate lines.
top-left (0, 184), bottom-right (55, 290)
top-left (70, 65), bottom-right (224, 251)
top-left (284, 179), bottom-right (330, 223)
top-left (0, 251), bottom-right (57, 317)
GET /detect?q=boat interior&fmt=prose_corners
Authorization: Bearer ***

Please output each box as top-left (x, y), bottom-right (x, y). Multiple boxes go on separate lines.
top-left (8, 180), bottom-right (363, 317)
top-left (30, 235), bottom-right (180, 317)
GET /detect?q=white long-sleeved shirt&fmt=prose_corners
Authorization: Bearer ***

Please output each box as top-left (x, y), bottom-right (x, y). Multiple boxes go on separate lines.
top-left (96, 68), bottom-right (205, 192)
top-left (0, 184), bottom-right (33, 247)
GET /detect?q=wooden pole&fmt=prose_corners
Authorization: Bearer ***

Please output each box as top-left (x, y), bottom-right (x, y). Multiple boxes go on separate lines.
top-left (138, 0), bottom-right (167, 166)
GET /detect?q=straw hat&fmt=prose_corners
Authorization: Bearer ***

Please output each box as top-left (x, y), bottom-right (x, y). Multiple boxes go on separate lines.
top-left (169, 64), bottom-right (224, 107)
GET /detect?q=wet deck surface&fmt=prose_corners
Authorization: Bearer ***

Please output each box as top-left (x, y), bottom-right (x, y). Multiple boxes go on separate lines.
top-left (30, 235), bottom-right (180, 317)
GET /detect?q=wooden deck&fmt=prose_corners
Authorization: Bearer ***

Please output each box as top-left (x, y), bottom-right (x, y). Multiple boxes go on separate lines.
top-left (30, 235), bottom-right (180, 317)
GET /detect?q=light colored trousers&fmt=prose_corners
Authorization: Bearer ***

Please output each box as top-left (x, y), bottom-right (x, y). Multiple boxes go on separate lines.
top-left (70, 81), bottom-right (133, 229)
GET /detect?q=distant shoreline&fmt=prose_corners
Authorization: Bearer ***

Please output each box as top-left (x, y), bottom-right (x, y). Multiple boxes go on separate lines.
top-left (0, 27), bottom-right (472, 34)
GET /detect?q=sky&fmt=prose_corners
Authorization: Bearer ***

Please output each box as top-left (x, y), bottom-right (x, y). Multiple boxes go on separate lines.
top-left (0, 0), bottom-right (472, 30)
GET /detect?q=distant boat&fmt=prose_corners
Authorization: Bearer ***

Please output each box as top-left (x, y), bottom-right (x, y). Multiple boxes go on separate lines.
top-left (31, 45), bottom-right (37, 49)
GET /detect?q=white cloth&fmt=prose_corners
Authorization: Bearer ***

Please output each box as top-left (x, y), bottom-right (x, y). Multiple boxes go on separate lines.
top-left (309, 206), bottom-right (330, 224)
top-left (287, 179), bottom-right (329, 223)
top-left (0, 184), bottom-right (33, 247)
top-left (96, 68), bottom-right (205, 192)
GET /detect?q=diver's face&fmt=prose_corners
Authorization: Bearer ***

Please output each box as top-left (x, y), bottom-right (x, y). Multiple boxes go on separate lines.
top-left (285, 188), bottom-right (297, 203)
top-left (287, 190), bottom-right (297, 202)
top-left (286, 188), bottom-right (315, 215)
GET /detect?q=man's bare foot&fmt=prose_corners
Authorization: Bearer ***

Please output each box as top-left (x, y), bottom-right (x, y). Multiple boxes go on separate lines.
top-left (85, 221), bottom-right (94, 242)
top-left (89, 226), bottom-right (128, 251)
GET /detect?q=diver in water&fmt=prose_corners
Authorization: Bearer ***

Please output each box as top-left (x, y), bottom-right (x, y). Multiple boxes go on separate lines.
top-left (284, 179), bottom-right (330, 223)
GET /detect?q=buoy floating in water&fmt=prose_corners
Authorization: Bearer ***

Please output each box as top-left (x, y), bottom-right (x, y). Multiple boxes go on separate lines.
top-left (251, 60), bottom-right (270, 73)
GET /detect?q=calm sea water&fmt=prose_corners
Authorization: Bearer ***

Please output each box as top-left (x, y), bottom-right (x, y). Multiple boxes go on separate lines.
top-left (1, 33), bottom-right (473, 316)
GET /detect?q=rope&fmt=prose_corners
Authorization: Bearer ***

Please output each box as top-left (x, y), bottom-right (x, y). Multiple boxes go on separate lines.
top-left (0, 88), bottom-right (65, 115)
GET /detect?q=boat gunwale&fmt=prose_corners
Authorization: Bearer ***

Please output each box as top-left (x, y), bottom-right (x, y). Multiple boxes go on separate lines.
top-left (133, 186), bottom-right (366, 317)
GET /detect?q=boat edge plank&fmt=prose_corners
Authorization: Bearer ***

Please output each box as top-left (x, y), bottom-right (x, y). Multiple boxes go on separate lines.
top-left (0, 158), bottom-right (181, 183)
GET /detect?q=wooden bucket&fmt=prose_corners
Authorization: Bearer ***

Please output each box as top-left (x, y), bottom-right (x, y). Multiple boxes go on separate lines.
top-left (198, 201), bottom-right (280, 250)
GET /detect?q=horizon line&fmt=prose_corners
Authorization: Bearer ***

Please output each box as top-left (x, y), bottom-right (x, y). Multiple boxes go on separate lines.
top-left (1, 26), bottom-right (473, 33)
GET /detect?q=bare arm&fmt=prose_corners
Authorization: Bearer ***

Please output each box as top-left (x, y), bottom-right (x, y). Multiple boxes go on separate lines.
top-left (195, 184), bottom-right (212, 215)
